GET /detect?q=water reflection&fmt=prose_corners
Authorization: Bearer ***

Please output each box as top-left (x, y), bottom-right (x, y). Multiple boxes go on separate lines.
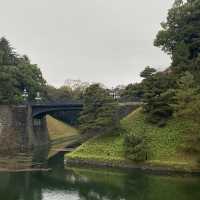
top-left (61, 167), bottom-right (200, 200)
top-left (0, 136), bottom-right (73, 171)
top-left (0, 146), bottom-right (49, 171)
top-left (0, 148), bottom-right (199, 200)
top-left (0, 157), bottom-right (200, 200)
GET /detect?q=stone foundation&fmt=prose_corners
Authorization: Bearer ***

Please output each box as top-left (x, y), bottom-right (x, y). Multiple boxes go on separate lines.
top-left (0, 105), bottom-right (49, 151)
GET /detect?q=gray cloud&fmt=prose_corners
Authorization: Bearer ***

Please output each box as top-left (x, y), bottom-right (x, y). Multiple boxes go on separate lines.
top-left (0, 0), bottom-right (174, 87)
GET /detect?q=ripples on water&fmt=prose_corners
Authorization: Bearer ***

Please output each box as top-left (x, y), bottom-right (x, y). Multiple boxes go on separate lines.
top-left (0, 145), bottom-right (200, 200)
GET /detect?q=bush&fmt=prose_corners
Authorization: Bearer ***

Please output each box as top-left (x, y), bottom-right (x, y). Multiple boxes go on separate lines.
top-left (124, 133), bottom-right (147, 162)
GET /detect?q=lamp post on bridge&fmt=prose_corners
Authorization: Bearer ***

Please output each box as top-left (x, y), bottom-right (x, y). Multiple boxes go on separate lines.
top-left (35, 92), bottom-right (42, 104)
top-left (22, 89), bottom-right (42, 105)
top-left (22, 88), bottom-right (29, 104)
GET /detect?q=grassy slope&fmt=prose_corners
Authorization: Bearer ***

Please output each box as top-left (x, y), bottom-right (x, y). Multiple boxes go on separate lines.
top-left (67, 108), bottom-right (198, 170)
top-left (47, 115), bottom-right (79, 142)
top-left (67, 133), bottom-right (126, 163)
top-left (121, 108), bottom-right (197, 166)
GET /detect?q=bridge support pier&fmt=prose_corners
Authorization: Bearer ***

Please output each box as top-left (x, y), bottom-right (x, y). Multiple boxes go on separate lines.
top-left (0, 105), bottom-right (49, 152)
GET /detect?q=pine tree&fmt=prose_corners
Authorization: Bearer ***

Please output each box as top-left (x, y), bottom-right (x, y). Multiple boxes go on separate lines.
top-left (141, 68), bottom-right (175, 126)
top-left (79, 84), bottom-right (119, 134)
top-left (173, 72), bottom-right (200, 157)
top-left (0, 37), bottom-right (17, 65)
top-left (154, 0), bottom-right (200, 74)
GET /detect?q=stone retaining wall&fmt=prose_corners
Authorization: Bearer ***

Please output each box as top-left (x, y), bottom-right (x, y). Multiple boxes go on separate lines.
top-left (0, 105), bottom-right (49, 151)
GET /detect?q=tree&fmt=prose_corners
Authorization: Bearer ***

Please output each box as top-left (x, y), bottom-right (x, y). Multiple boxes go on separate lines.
top-left (142, 71), bottom-right (175, 126)
top-left (44, 85), bottom-right (58, 102)
top-left (0, 37), bottom-right (46, 104)
top-left (120, 83), bottom-right (144, 102)
top-left (79, 84), bottom-right (119, 134)
top-left (173, 72), bottom-right (200, 157)
top-left (0, 37), bottom-right (17, 65)
top-left (173, 71), bottom-right (199, 117)
top-left (124, 133), bottom-right (147, 162)
top-left (0, 66), bottom-right (22, 104)
top-left (64, 79), bottom-right (90, 100)
top-left (140, 66), bottom-right (157, 79)
top-left (154, 0), bottom-right (200, 74)
top-left (45, 85), bottom-right (73, 102)
top-left (16, 62), bottom-right (46, 100)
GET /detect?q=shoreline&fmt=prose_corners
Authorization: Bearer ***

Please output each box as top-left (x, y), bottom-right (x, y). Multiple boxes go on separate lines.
top-left (65, 157), bottom-right (200, 175)
top-left (0, 168), bottom-right (51, 173)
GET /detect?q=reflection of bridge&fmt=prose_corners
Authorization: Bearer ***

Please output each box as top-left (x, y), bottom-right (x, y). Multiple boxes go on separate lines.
top-left (31, 103), bottom-right (83, 118)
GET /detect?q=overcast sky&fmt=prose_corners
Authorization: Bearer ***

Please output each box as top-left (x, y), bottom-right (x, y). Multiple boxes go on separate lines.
top-left (0, 0), bottom-right (174, 88)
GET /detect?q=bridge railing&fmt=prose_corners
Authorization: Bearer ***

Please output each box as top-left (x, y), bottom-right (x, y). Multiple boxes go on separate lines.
top-left (30, 100), bottom-right (83, 106)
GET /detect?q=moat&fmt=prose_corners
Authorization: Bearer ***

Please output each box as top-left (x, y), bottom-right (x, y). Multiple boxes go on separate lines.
top-left (0, 150), bottom-right (200, 200)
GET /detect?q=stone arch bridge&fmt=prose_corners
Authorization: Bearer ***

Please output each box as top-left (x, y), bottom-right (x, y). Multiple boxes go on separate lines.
top-left (0, 102), bottom-right (83, 150)
top-left (0, 101), bottom-right (141, 151)
top-left (31, 103), bottom-right (83, 118)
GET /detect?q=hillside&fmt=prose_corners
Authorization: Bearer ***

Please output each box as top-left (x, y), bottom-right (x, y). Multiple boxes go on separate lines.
top-left (66, 108), bottom-right (199, 172)
top-left (121, 108), bottom-right (197, 165)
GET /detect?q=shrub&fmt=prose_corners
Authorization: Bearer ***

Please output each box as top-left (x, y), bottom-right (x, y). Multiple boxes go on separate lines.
top-left (124, 133), bottom-right (147, 162)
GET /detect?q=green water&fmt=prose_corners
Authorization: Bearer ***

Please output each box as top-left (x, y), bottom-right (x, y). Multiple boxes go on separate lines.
top-left (0, 153), bottom-right (200, 200)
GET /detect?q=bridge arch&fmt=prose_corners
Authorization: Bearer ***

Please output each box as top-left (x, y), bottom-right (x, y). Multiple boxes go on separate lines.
top-left (31, 103), bottom-right (83, 118)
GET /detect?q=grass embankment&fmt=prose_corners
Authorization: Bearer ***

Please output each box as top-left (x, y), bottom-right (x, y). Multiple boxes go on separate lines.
top-left (66, 108), bottom-right (200, 172)
top-left (47, 115), bottom-right (79, 143)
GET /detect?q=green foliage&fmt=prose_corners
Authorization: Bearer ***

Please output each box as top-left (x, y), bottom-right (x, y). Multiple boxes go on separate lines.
top-left (140, 66), bottom-right (156, 79)
top-left (151, 0), bottom-right (200, 161)
top-left (141, 0), bottom-right (200, 126)
top-left (45, 85), bottom-right (73, 102)
top-left (120, 83), bottom-right (144, 102)
top-left (142, 71), bottom-right (175, 126)
top-left (173, 72), bottom-right (199, 118)
top-left (154, 0), bottom-right (200, 73)
top-left (124, 133), bottom-right (147, 162)
top-left (0, 37), bottom-right (46, 104)
top-left (67, 134), bottom-right (126, 164)
top-left (16, 63), bottom-right (46, 100)
top-left (0, 66), bottom-right (22, 104)
top-left (120, 66), bottom-right (176, 126)
top-left (67, 109), bottom-right (198, 169)
top-left (121, 109), bottom-right (194, 163)
top-left (173, 72), bottom-right (200, 158)
top-left (0, 37), bottom-right (17, 65)
top-left (79, 84), bottom-right (119, 134)
top-left (45, 80), bottom-right (91, 103)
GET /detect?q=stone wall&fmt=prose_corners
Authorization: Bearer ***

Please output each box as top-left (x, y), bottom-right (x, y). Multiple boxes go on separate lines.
top-left (0, 105), bottom-right (49, 152)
